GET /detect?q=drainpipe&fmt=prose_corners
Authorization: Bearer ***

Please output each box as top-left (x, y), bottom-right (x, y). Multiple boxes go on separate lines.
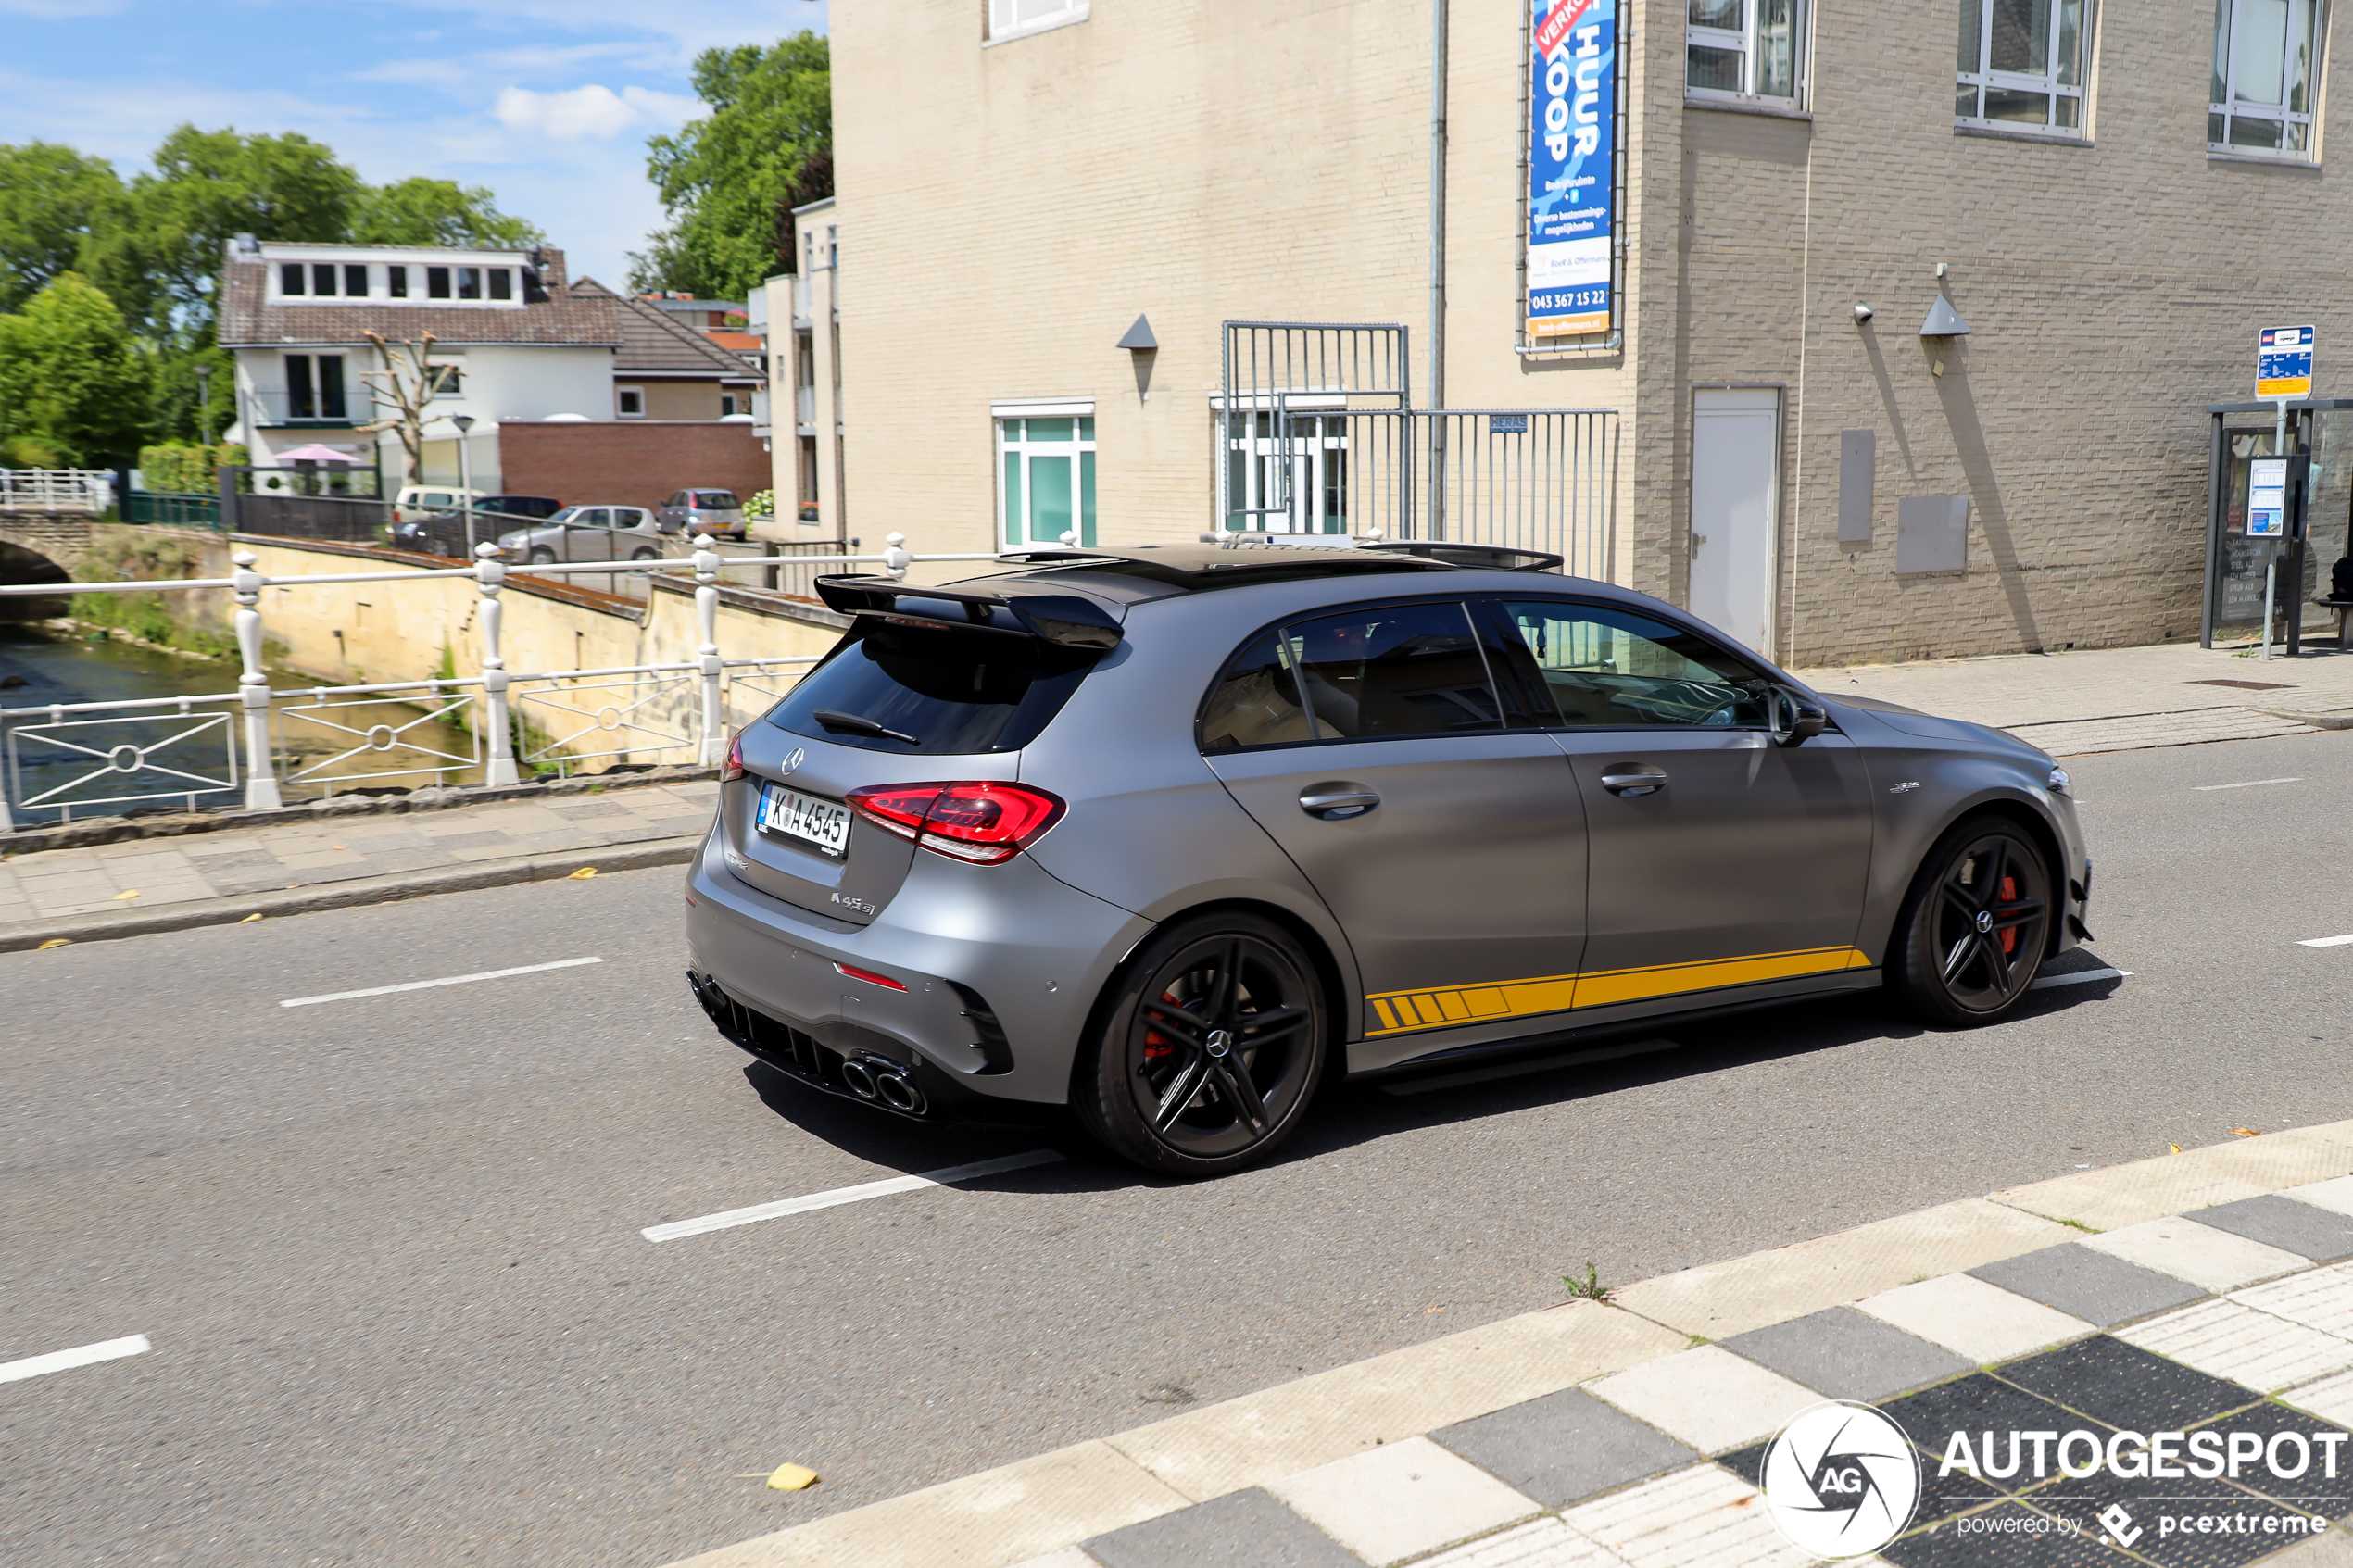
top-left (1429, 0), bottom-right (1449, 412)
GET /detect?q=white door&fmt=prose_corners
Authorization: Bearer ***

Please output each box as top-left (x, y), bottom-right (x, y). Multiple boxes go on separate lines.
top-left (1688, 388), bottom-right (1780, 654)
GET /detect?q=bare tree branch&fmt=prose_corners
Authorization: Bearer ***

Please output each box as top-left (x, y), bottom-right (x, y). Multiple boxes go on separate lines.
top-left (356, 330), bottom-right (455, 486)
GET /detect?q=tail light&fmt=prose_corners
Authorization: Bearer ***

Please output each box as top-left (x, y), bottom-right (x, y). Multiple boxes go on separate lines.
top-left (845, 781), bottom-right (1065, 866)
top-left (720, 731), bottom-right (745, 783)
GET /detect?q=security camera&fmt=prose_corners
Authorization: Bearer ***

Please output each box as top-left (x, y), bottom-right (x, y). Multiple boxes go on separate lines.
top-left (1853, 303), bottom-right (1875, 323)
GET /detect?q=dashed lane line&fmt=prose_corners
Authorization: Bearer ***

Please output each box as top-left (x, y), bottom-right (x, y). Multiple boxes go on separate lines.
top-left (280, 956), bottom-right (603, 1008)
top-left (2299, 935), bottom-right (2353, 949)
top-left (2196, 777), bottom-right (2304, 791)
top-left (0, 1334), bottom-right (150, 1386)
top-left (642, 1149), bottom-right (1067, 1242)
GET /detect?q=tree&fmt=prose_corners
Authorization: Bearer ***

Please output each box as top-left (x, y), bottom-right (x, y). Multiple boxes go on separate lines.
top-left (352, 178), bottom-right (544, 249)
top-left (0, 143), bottom-right (126, 316)
top-left (0, 273), bottom-right (152, 467)
top-left (629, 34), bottom-right (830, 300)
top-left (356, 331), bottom-right (456, 485)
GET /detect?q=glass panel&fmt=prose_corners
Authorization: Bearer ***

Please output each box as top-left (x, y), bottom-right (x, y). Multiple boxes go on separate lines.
top-left (1959, 0), bottom-right (1984, 70)
top-left (2056, 0), bottom-right (2082, 83)
top-left (487, 269), bottom-right (512, 301)
top-left (1286, 603), bottom-right (1501, 739)
top-left (280, 262), bottom-right (305, 295)
top-left (1990, 0), bottom-right (2049, 74)
top-left (2215, 0), bottom-right (2233, 104)
top-left (427, 267), bottom-right (451, 299)
top-left (1078, 416), bottom-right (1095, 440)
top-left (1025, 417), bottom-right (1074, 442)
top-left (319, 355), bottom-right (346, 420)
top-left (2288, 119), bottom-right (2309, 151)
top-left (2234, 0), bottom-right (2290, 103)
top-left (1002, 450), bottom-right (1022, 547)
top-left (312, 263), bottom-right (337, 295)
top-left (1755, 0), bottom-right (1796, 95)
top-left (1503, 602), bottom-right (1770, 728)
top-left (286, 355), bottom-right (314, 420)
top-left (1689, 0), bottom-right (1741, 26)
top-left (387, 266), bottom-right (407, 299)
top-left (1323, 446), bottom-right (1348, 533)
top-left (767, 617), bottom-right (1088, 757)
top-left (2288, 0), bottom-right (2313, 110)
top-left (2055, 92), bottom-right (2080, 128)
top-left (2229, 111), bottom-right (2284, 146)
top-left (1687, 44), bottom-right (1744, 92)
top-left (1958, 83), bottom-right (1982, 118)
top-left (457, 267), bottom-right (481, 300)
top-left (2210, 110), bottom-right (2230, 143)
top-left (1029, 454), bottom-right (1072, 543)
top-left (1200, 632), bottom-right (1314, 751)
top-left (345, 264), bottom-right (368, 295)
top-left (1079, 450), bottom-right (1096, 546)
top-left (1984, 87), bottom-right (2052, 123)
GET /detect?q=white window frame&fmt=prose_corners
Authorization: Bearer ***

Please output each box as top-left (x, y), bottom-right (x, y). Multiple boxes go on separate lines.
top-left (617, 386), bottom-right (645, 419)
top-left (1957, 0), bottom-right (2095, 136)
top-left (995, 409), bottom-right (1097, 550)
top-left (2211, 0), bottom-right (2323, 159)
top-left (1685, 0), bottom-right (1807, 106)
top-left (986, 0), bottom-right (1088, 46)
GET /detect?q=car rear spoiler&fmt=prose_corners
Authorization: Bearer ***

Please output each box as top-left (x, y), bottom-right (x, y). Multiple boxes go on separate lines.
top-left (813, 574), bottom-right (1124, 651)
top-left (1358, 541), bottom-right (1565, 572)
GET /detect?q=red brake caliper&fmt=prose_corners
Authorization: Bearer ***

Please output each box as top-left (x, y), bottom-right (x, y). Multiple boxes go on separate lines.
top-left (1998, 876), bottom-right (2018, 954)
top-left (1144, 990), bottom-right (1178, 1059)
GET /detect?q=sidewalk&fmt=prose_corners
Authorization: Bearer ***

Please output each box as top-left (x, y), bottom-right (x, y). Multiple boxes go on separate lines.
top-left (669, 1123), bottom-right (2353, 1568)
top-left (1810, 639), bottom-right (2353, 759)
top-left (0, 776), bottom-right (716, 951)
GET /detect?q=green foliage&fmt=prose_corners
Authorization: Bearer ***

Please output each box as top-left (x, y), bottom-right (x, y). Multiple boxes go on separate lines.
top-left (745, 487), bottom-right (775, 520)
top-left (1562, 1262), bottom-right (1614, 1303)
top-left (0, 273), bottom-right (152, 466)
top-left (630, 34), bottom-right (830, 300)
top-left (0, 142), bottom-right (126, 315)
top-left (351, 178), bottom-right (544, 249)
top-left (138, 441), bottom-right (241, 493)
top-left (69, 531), bottom-right (235, 658)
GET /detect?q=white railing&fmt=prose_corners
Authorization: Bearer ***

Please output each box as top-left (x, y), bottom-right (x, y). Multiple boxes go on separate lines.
top-left (0, 469), bottom-right (115, 514)
top-left (0, 533), bottom-right (1000, 828)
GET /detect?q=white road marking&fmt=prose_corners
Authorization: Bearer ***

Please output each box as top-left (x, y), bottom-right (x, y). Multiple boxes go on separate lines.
top-left (2196, 777), bottom-right (2303, 791)
top-left (280, 956), bottom-right (603, 1008)
top-left (0, 1334), bottom-right (150, 1385)
top-left (2299, 935), bottom-right (2353, 948)
top-left (643, 1149), bottom-right (1066, 1242)
top-left (2030, 967), bottom-right (2130, 989)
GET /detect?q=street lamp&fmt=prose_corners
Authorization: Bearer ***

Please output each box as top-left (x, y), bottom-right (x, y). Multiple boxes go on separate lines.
top-left (195, 364), bottom-right (214, 448)
top-left (451, 413), bottom-right (476, 552)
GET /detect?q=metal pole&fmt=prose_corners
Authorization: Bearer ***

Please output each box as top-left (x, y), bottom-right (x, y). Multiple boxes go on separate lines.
top-left (693, 533), bottom-right (725, 765)
top-left (476, 542), bottom-right (521, 785)
top-left (1429, 0), bottom-right (1449, 415)
top-left (232, 550), bottom-right (282, 809)
top-left (2264, 553), bottom-right (2277, 661)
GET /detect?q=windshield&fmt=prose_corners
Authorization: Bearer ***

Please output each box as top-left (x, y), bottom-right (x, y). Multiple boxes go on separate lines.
top-left (547, 508), bottom-right (585, 524)
top-left (767, 619), bottom-right (1092, 755)
top-left (696, 492), bottom-right (739, 508)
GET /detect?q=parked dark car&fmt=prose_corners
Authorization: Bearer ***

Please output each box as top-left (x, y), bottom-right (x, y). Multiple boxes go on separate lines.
top-left (392, 496), bottom-right (563, 558)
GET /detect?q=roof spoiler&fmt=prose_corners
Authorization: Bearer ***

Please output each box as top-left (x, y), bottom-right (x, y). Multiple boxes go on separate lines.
top-left (1358, 541), bottom-right (1565, 572)
top-left (813, 574), bottom-right (1123, 651)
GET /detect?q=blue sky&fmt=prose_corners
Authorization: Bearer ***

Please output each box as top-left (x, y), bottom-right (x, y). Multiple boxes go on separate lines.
top-left (0, 0), bottom-right (828, 292)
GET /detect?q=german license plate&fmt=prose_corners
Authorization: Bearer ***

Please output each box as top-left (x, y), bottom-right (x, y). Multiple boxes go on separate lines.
top-left (758, 781), bottom-right (851, 857)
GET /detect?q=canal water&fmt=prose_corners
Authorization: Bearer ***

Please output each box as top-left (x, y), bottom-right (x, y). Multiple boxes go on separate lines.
top-left (0, 626), bottom-right (481, 825)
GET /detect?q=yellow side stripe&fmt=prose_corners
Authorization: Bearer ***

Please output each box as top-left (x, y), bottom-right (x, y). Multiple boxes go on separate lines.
top-left (1365, 946), bottom-right (1871, 1036)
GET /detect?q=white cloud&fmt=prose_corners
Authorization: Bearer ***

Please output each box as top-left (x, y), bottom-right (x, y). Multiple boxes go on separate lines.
top-left (492, 83), bottom-right (700, 141)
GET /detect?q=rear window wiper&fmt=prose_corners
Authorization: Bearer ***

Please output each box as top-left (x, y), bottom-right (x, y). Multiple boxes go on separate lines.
top-left (812, 709), bottom-right (921, 745)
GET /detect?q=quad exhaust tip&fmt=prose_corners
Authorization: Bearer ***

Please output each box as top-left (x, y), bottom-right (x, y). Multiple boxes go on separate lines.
top-left (844, 1053), bottom-right (926, 1115)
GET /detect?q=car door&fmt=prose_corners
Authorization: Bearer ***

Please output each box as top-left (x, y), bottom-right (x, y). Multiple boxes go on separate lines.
top-left (615, 508), bottom-right (657, 554)
top-left (1201, 598), bottom-right (1587, 1058)
top-left (1491, 596), bottom-right (1875, 1015)
top-left (569, 508), bottom-right (614, 560)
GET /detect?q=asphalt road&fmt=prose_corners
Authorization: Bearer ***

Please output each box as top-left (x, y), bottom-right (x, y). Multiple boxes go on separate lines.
top-left (8, 728), bottom-right (2353, 1566)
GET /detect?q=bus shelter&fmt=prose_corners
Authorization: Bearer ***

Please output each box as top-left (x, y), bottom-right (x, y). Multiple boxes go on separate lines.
top-left (2204, 398), bottom-right (2353, 650)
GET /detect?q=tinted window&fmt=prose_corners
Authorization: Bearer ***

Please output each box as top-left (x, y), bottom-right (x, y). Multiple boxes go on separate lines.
top-left (768, 620), bottom-right (1092, 755)
top-left (1200, 601), bottom-right (1500, 750)
top-left (1502, 600), bottom-right (1769, 728)
top-left (698, 491), bottom-right (740, 508)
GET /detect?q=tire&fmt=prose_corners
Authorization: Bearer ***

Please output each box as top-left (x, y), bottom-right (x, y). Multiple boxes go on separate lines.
top-left (1075, 913), bottom-right (1327, 1175)
top-left (630, 546), bottom-right (658, 560)
top-left (1887, 814), bottom-right (2053, 1026)
top-left (528, 546), bottom-right (556, 565)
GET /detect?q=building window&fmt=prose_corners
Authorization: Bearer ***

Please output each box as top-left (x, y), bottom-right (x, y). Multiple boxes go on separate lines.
top-left (720, 393), bottom-right (740, 417)
top-left (1957, 0), bottom-right (2092, 132)
top-left (280, 262), bottom-right (306, 296)
top-left (487, 268), bottom-right (511, 301)
top-left (429, 365), bottom-right (462, 400)
top-left (1686, 0), bottom-right (1804, 103)
top-left (345, 263), bottom-right (368, 296)
top-left (987, 0), bottom-right (1088, 43)
top-left (311, 263), bottom-right (337, 296)
top-left (388, 266), bottom-right (408, 299)
top-left (457, 267), bottom-right (482, 301)
top-left (283, 355), bottom-right (346, 420)
top-left (2212, 0), bottom-right (2320, 156)
top-left (617, 387), bottom-right (645, 419)
top-left (427, 267), bottom-right (451, 299)
top-left (1223, 412), bottom-right (1352, 534)
top-left (997, 417), bottom-right (1097, 547)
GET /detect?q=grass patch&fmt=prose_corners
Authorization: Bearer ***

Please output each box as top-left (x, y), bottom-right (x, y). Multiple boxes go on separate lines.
top-left (1563, 1262), bottom-right (1614, 1304)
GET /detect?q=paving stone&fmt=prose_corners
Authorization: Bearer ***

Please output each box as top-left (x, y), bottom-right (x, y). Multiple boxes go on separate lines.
top-left (1723, 1306), bottom-right (1975, 1403)
top-left (2241, 1265), bottom-right (2353, 1340)
top-left (1415, 1518), bottom-right (1620, 1567)
top-left (1080, 1486), bottom-right (1359, 1568)
top-left (1880, 1375), bottom-right (2083, 1493)
top-left (1433, 1386), bottom-right (1699, 1510)
top-left (1996, 1336), bottom-right (2261, 1433)
top-left (2118, 1300), bottom-right (2353, 1394)
top-left (414, 827), bottom-right (513, 847)
top-left (1859, 1274), bottom-right (2100, 1366)
top-left (1970, 1244), bottom-right (2208, 1328)
top-left (547, 799), bottom-right (631, 819)
top-left (2187, 1402), bottom-right (2353, 1519)
top-left (2020, 1474), bottom-right (2299, 1568)
top-left (1559, 1462), bottom-right (1809, 1567)
top-left (1880, 1499), bottom-right (2133, 1565)
top-left (1266, 1435), bottom-right (1541, 1566)
top-left (1002, 1550), bottom-right (1101, 1568)
top-left (2286, 1180), bottom-right (2353, 1221)
top-left (2279, 1369), bottom-right (2353, 1430)
top-left (1587, 1346), bottom-right (1819, 1455)
top-left (2082, 1218), bottom-right (2309, 1294)
top-left (2192, 1198), bottom-right (2353, 1264)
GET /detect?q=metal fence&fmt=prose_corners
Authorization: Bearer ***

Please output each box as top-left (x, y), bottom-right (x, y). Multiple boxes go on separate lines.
top-left (0, 533), bottom-right (1000, 828)
top-left (124, 490), bottom-right (222, 528)
top-left (0, 469), bottom-right (114, 513)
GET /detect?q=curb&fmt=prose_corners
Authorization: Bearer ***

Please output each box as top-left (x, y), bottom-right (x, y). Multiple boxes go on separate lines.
top-left (0, 836), bottom-right (699, 953)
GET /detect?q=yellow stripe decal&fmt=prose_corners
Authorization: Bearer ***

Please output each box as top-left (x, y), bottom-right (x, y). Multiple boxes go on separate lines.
top-left (1364, 947), bottom-right (1870, 1036)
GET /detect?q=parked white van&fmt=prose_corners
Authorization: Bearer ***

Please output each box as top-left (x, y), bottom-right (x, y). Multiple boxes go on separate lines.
top-left (393, 485), bottom-right (485, 524)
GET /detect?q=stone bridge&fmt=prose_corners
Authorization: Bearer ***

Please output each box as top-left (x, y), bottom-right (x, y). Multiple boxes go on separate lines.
top-left (0, 510), bottom-right (92, 573)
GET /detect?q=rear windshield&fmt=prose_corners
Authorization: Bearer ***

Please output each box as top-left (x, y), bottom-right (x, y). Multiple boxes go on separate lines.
top-left (767, 619), bottom-right (1092, 755)
top-left (695, 491), bottom-right (739, 508)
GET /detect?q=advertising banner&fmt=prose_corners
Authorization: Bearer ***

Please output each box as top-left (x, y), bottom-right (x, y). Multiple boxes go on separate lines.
top-left (1527, 0), bottom-right (1617, 339)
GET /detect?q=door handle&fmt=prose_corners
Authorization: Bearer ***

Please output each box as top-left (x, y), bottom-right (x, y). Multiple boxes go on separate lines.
top-left (1299, 785), bottom-right (1379, 820)
top-left (1600, 767), bottom-right (1668, 797)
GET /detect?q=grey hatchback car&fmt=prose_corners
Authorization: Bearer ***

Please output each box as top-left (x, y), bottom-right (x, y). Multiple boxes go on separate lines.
top-left (685, 542), bottom-right (2092, 1175)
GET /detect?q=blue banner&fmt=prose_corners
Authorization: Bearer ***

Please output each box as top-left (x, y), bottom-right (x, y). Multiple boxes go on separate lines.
top-left (1527, 0), bottom-right (1617, 339)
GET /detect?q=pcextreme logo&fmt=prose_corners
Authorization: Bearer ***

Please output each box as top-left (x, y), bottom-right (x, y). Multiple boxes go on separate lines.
top-left (1760, 1401), bottom-right (1921, 1559)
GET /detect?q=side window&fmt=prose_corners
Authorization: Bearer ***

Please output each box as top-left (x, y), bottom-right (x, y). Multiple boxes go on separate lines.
top-left (1200, 602), bottom-right (1502, 751)
top-left (1501, 600), bottom-right (1769, 728)
top-left (1200, 632), bottom-right (1315, 751)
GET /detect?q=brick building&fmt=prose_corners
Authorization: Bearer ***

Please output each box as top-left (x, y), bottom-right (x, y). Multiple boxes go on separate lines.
top-left (781, 0), bottom-right (2353, 665)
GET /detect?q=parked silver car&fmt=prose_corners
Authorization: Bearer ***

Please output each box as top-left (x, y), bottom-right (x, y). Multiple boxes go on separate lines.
top-left (686, 542), bottom-right (2092, 1175)
top-left (655, 489), bottom-right (747, 540)
top-left (497, 505), bottom-right (665, 563)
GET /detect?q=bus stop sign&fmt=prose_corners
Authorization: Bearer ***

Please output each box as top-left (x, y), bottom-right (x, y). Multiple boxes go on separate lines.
top-left (2259, 325), bottom-right (2315, 399)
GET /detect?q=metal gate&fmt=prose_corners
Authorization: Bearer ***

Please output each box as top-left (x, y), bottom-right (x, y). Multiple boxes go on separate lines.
top-left (1216, 322), bottom-right (1617, 578)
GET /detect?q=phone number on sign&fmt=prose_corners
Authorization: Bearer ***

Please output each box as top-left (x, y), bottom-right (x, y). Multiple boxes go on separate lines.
top-left (1532, 288), bottom-right (1608, 312)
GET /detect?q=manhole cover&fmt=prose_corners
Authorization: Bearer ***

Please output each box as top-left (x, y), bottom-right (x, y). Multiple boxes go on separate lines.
top-left (2190, 678), bottom-right (2296, 690)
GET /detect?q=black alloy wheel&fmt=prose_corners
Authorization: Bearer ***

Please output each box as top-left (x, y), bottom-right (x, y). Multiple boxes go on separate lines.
top-left (1890, 816), bottom-right (2051, 1025)
top-left (1078, 913), bottom-right (1327, 1175)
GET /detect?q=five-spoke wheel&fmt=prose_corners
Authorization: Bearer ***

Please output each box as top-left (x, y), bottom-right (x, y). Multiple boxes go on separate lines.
top-left (1890, 815), bottom-right (2051, 1024)
top-left (1076, 913), bottom-right (1327, 1174)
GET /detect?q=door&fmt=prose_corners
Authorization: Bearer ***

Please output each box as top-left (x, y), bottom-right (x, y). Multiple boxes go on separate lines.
top-left (1224, 412), bottom-right (1350, 535)
top-left (1689, 388), bottom-right (1780, 653)
top-left (1495, 596), bottom-right (1874, 1012)
top-left (1200, 599), bottom-right (1586, 1048)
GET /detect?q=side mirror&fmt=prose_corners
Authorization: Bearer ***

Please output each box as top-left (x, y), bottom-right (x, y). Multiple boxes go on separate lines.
top-left (1769, 685), bottom-right (1829, 748)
